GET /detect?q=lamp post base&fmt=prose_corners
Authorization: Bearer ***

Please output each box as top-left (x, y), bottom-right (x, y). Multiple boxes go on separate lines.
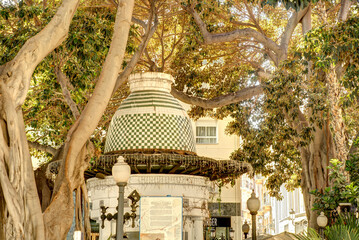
top-left (116, 183), bottom-right (127, 240)
top-left (251, 212), bottom-right (257, 240)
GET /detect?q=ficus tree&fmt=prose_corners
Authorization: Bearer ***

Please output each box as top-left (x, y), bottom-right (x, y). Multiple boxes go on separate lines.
top-left (166, 0), bottom-right (357, 229)
top-left (0, 0), bottom-right (161, 238)
top-left (1, 0), bottom-right (358, 239)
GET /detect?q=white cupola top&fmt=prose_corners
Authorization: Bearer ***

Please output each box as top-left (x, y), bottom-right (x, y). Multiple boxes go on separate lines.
top-left (128, 72), bottom-right (174, 92)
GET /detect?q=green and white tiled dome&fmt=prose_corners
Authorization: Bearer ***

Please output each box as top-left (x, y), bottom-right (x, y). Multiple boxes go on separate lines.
top-left (104, 72), bottom-right (196, 155)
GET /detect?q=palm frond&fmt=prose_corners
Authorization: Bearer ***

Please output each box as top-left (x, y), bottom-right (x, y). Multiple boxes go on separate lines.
top-left (294, 228), bottom-right (321, 240)
top-left (326, 224), bottom-right (359, 240)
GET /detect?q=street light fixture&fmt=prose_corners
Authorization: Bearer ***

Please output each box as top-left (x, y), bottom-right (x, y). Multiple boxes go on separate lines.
top-left (210, 228), bottom-right (216, 240)
top-left (112, 156), bottom-right (131, 240)
top-left (289, 208), bottom-right (296, 225)
top-left (242, 221), bottom-right (250, 239)
top-left (317, 212), bottom-right (328, 239)
top-left (100, 190), bottom-right (140, 229)
top-left (247, 190), bottom-right (260, 240)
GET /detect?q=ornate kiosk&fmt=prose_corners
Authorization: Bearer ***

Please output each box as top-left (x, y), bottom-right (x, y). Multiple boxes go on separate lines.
top-left (85, 73), bottom-right (250, 240)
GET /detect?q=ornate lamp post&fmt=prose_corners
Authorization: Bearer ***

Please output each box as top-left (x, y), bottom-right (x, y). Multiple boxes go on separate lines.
top-left (317, 212), bottom-right (328, 240)
top-left (242, 221), bottom-right (250, 239)
top-left (289, 208), bottom-right (295, 224)
top-left (247, 190), bottom-right (260, 240)
top-left (112, 157), bottom-right (131, 240)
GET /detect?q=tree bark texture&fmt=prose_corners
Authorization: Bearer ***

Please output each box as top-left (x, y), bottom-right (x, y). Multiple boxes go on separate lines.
top-left (328, 0), bottom-right (352, 175)
top-left (0, 0), bottom-right (80, 237)
top-left (327, 64), bottom-right (348, 164)
top-left (299, 125), bottom-right (335, 228)
top-left (338, 0), bottom-right (352, 22)
top-left (0, 0), bottom-right (135, 239)
top-left (43, 0), bottom-right (135, 239)
top-left (171, 85), bottom-right (264, 109)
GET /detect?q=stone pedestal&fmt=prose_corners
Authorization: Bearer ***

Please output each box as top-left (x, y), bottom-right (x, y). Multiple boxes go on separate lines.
top-left (87, 174), bottom-right (214, 240)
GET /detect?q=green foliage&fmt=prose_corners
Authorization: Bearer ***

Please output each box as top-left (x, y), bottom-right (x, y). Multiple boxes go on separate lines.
top-left (325, 224), bottom-right (359, 240)
top-left (311, 159), bottom-right (359, 213)
top-left (0, 1), bottom-right (134, 160)
top-left (232, 15), bottom-right (359, 198)
top-left (346, 140), bottom-right (359, 186)
top-left (172, 0), bottom-right (338, 198)
top-left (169, 1), bottom-right (359, 200)
top-left (294, 228), bottom-right (321, 240)
top-left (295, 214), bottom-right (359, 240)
top-left (260, 0), bottom-right (319, 11)
top-left (0, 4), bottom-right (55, 64)
top-left (228, 92), bottom-right (302, 198)
top-left (300, 17), bottom-right (359, 105)
top-left (23, 7), bottom-right (117, 149)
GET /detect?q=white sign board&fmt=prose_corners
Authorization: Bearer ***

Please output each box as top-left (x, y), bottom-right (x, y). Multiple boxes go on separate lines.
top-left (139, 196), bottom-right (182, 240)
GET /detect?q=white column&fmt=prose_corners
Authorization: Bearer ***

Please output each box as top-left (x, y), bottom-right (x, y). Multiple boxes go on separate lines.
top-left (232, 216), bottom-right (242, 240)
top-left (187, 219), bottom-right (194, 240)
top-left (193, 218), bottom-right (204, 240)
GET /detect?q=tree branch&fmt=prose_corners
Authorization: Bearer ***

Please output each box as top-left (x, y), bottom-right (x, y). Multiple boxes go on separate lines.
top-left (109, 0), bottom-right (150, 29)
top-left (187, 5), bottom-right (282, 57)
top-left (113, 2), bottom-right (159, 94)
top-left (257, 70), bottom-right (272, 80)
top-left (301, 5), bottom-right (312, 34)
top-left (171, 85), bottom-right (263, 109)
top-left (28, 141), bottom-right (57, 156)
top-left (54, 67), bottom-right (80, 119)
top-left (6, 0), bottom-right (80, 107)
top-left (63, 0), bottom-right (135, 180)
top-left (338, 0), bottom-right (352, 22)
top-left (132, 16), bottom-right (147, 29)
top-left (279, 6), bottom-right (310, 61)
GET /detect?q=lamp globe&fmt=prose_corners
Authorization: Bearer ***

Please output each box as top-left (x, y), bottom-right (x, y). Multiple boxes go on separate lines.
top-left (247, 190), bottom-right (260, 213)
top-left (242, 221), bottom-right (250, 234)
top-left (317, 212), bottom-right (328, 228)
top-left (112, 156), bottom-right (131, 184)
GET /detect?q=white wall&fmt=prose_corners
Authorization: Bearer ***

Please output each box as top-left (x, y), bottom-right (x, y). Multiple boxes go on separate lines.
top-left (271, 186), bottom-right (307, 234)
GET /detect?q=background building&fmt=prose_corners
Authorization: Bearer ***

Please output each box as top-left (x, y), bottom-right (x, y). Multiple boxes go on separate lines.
top-left (191, 112), bottom-right (308, 239)
top-left (271, 186), bottom-right (307, 235)
top-left (192, 116), bottom-right (243, 240)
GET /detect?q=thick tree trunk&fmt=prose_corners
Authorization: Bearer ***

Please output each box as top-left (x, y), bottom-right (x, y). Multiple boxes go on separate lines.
top-left (299, 126), bottom-right (335, 229)
top-left (0, 0), bottom-right (135, 239)
top-left (43, 143), bottom-right (93, 239)
top-left (0, 91), bottom-right (45, 239)
top-left (327, 64), bottom-right (349, 173)
top-left (0, 0), bottom-right (80, 238)
top-left (43, 0), bottom-right (135, 238)
top-left (302, 185), bottom-right (319, 229)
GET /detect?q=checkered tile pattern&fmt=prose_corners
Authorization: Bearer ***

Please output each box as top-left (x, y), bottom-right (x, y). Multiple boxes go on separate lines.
top-left (104, 113), bottom-right (196, 153)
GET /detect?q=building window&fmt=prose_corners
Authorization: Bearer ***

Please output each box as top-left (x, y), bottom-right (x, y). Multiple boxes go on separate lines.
top-left (196, 126), bottom-right (217, 144)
